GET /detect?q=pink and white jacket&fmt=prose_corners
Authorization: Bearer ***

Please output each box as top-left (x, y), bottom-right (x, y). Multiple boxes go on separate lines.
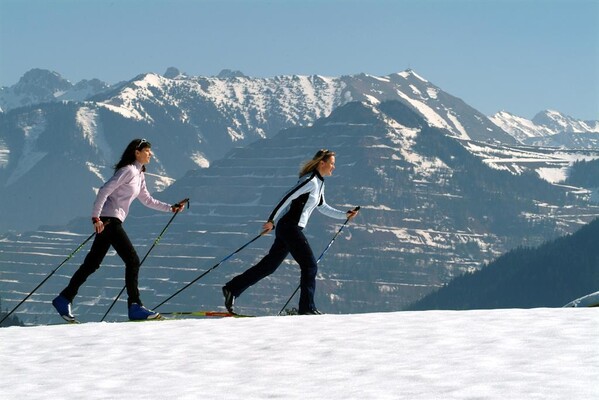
top-left (92, 161), bottom-right (171, 222)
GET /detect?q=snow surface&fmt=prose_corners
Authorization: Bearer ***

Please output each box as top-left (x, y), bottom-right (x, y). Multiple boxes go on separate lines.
top-left (0, 308), bottom-right (596, 399)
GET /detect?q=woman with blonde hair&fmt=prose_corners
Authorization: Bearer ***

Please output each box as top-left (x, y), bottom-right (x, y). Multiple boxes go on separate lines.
top-left (222, 149), bottom-right (359, 315)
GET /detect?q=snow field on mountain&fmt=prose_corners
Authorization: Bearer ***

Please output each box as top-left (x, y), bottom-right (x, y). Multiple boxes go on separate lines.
top-left (0, 308), bottom-right (596, 399)
top-left (6, 109), bottom-right (47, 186)
top-left (0, 138), bottom-right (8, 167)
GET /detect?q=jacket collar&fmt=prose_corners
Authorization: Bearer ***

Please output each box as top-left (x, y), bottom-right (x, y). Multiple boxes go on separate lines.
top-left (134, 161), bottom-right (144, 173)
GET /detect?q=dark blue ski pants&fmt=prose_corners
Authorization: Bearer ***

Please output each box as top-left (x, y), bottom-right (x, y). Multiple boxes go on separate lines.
top-left (225, 218), bottom-right (318, 313)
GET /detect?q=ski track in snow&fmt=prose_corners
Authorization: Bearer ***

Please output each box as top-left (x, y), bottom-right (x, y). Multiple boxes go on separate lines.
top-left (0, 308), bottom-right (597, 400)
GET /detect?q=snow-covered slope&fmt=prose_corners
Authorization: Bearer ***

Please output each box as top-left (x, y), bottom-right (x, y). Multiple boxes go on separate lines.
top-left (0, 309), bottom-right (596, 400)
top-left (0, 138), bottom-right (10, 168)
top-left (489, 111), bottom-right (555, 141)
top-left (460, 139), bottom-right (598, 182)
top-left (533, 109), bottom-right (599, 133)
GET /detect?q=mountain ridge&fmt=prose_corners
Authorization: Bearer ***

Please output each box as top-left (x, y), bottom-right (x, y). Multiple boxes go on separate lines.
top-left (0, 68), bottom-right (117, 112)
top-left (0, 67), bottom-right (533, 232)
top-left (490, 109), bottom-right (599, 148)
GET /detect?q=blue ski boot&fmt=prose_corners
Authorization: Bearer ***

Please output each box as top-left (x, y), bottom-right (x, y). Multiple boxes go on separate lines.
top-left (128, 303), bottom-right (161, 321)
top-left (52, 295), bottom-right (76, 322)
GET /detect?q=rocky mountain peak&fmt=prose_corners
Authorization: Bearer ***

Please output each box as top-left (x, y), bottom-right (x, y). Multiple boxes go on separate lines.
top-left (163, 67), bottom-right (188, 79)
top-left (217, 69), bottom-right (248, 79)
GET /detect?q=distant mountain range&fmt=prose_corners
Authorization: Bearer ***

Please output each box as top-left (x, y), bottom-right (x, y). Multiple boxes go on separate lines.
top-left (0, 68), bottom-right (116, 111)
top-left (1, 68), bottom-right (597, 232)
top-left (2, 68), bottom-right (597, 143)
top-left (490, 110), bottom-right (599, 148)
top-left (0, 68), bottom-right (598, 323)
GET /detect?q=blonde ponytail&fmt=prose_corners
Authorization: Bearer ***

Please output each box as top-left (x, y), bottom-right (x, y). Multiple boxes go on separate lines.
top-left (299, 149), bottom-right (335, 177)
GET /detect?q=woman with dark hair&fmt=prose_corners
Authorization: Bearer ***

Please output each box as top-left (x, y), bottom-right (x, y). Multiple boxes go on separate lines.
top-left (52, 138), bottom-right (186, 321)
top-left (222, 149), bottom-right (359, 315)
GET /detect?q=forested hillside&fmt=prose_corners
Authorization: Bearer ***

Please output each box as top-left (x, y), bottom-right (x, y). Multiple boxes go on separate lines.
top-left (566, 159), bottom-right (599, 188)
top-left (407, 218), bottom-right (599, 310)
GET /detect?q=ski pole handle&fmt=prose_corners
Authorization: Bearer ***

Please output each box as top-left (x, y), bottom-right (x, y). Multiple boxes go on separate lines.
top-left (172, 198), bottom-right (190, 212)
top-left (346, 206), bottom-right (360, 219)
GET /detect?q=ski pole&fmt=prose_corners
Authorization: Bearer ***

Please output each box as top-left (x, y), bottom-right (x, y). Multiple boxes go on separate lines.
top-left (154, 229), bottom-right (268, 310)
top-left (0, 230), bottom-right (97, 326)
top-left (277, 206), bottom-right (360, 315)
top-left (100, 198), bottom-right (189, 321)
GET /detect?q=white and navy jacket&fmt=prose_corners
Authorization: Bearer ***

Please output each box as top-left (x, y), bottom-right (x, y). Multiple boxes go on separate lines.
top-left (268, 171), bottom-right (347, 228)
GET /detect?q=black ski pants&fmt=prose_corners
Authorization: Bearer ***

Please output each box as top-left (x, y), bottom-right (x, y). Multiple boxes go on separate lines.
top-left (60, 217), bottom-right (143, 307)
top-left (225, 218), bottom-right (319, 313)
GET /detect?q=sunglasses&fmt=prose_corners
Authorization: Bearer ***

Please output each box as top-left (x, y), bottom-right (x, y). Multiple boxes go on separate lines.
top-left (136, 138), bottom-right (149, 149)
top-left (314, 149), bottom-right (331, 159)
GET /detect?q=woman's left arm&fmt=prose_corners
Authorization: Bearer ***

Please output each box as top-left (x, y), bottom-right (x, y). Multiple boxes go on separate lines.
top-left (317, 193), bottom-right (353, 220)
top-left (137, 174), bottom-right (175, 213)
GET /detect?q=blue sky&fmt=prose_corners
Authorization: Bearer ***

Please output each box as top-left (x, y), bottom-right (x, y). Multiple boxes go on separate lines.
top-left (0, 0), bottom-right (597, 120)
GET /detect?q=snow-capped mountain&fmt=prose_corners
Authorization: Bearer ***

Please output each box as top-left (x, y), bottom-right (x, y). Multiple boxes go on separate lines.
top-left (1, 100), bottom-right (598, 323)
top-left (532, 110), bottom-right (599, 133)
top-left (0, 69), bottom-right (116, 111)
top-left (0, 67), bottom-right (526, 232)
top-left (490, 110), bottom-right (599, 148)
top-left (489, 111), bottom-right (555, 141)
top-left (1, 68), bottom-right (598, 233)
top-left (90, 68), bottom-right (516, 148)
